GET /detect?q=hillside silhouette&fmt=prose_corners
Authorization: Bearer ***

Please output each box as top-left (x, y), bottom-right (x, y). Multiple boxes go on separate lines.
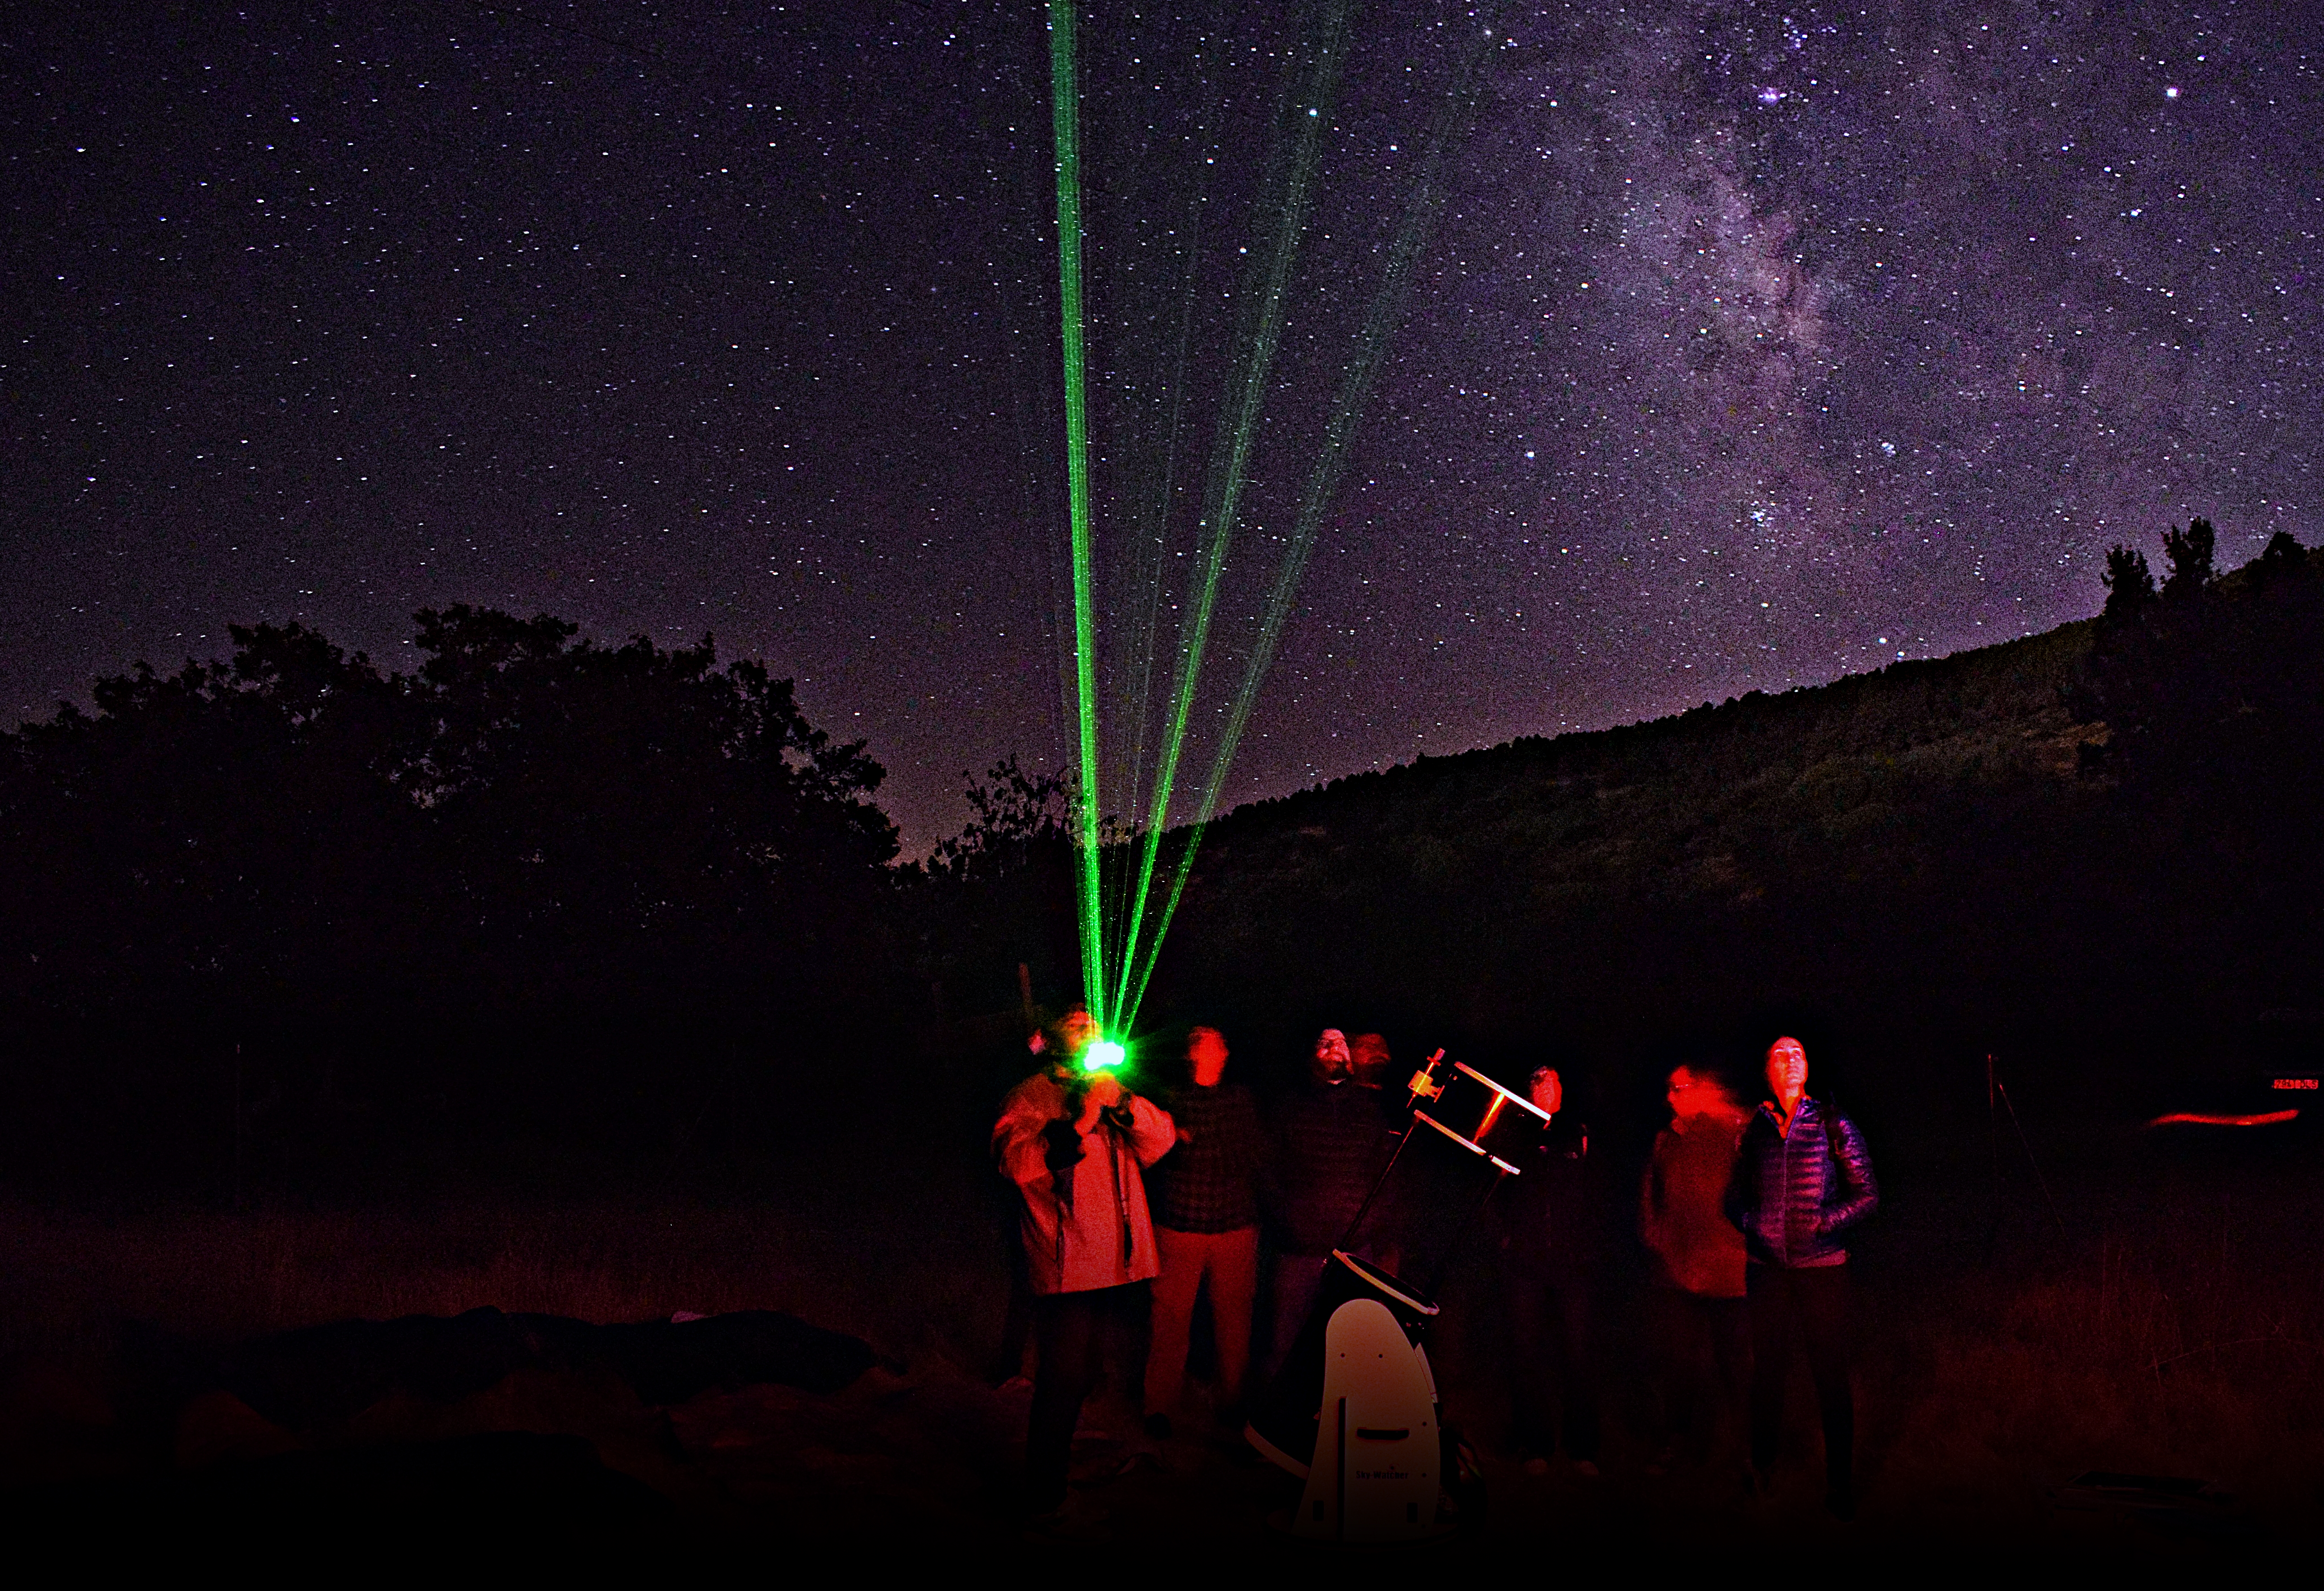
top-left (4, 526), bottom-right (2320, 1193)
top-left (1127, 524), bottom-right (2324, 1118)
top-left (5, 529), bottom-right (2320, 1548)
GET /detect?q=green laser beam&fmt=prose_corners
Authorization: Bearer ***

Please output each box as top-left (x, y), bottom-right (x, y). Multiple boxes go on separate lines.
top-left (1037, 2), bottom-right (1499, 1036)
top-left (1115, 13), bottom-right (1503, 1029)
top-left (1048, 0), bottom-right (1107, 1029)
top-left (1108, 0), bottom-right (1354, 1020)
top-left (1106, 9), bottom-right (1226, 973)
top-left (1220, 12), bottom-right (1497, 738)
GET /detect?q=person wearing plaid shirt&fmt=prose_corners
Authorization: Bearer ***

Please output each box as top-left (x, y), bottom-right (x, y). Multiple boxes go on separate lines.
top-left (1142, 1025), bottom-right (1266, 1437)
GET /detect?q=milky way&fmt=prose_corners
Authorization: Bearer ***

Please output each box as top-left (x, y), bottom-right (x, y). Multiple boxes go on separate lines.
top-left (4, 3), bottom-right (2317, 847)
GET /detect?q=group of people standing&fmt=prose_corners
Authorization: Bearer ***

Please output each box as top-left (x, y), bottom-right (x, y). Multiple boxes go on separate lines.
top-left (991, 1013), bottom-right (1879, 1523)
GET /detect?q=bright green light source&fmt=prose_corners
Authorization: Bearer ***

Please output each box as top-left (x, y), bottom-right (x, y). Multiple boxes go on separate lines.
top-left (1083, 1039), bottom-right (1127, 1074)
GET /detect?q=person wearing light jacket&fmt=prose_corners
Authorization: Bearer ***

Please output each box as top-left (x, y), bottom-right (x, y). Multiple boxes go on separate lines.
top-left (993, 1007), bottom-right (1177, 1516)
top-left (1723, 1036), bottom-right (1879, 1519)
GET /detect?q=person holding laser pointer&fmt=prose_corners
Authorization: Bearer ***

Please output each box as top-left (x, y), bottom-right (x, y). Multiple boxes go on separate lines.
top-left (993, 1005), bottom-right (1176, 1523)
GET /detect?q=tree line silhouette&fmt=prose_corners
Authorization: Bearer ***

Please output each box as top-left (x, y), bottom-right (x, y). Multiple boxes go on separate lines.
top-left (4, 525), bottom-right (2320, 1192)
top-left (0, 607), bottom-right (906, 1188)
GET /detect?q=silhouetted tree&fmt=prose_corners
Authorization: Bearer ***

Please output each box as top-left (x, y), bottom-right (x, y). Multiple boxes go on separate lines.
top-left (2073, 543), bottom-right (2167, 778)
top-left (0, 608), bottom-right (905, 1175)
top-left (909, 756), bottom-right (1080, 1017)
top-left (2100, 545), bottom-right (2157, 626)
top-left (2160, 518), bottom-right (2216, 607)
top-left (2250, 529), bottom-right (2312, 588)
top-left (922, 755), bottom-right (1072, 885)
top-left (2067, 517), bottom-right (2324, 932)
top-left (404, 604), bottom-right (898, 1018)
top-left (0, 623), bottom-right (419, 1021)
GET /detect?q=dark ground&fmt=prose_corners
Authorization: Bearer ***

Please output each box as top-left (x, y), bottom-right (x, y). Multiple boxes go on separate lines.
top-left (0, 1036), bottom-right (2317, 1563)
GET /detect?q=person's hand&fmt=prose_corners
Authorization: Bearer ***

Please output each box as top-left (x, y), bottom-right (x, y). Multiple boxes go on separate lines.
top-left (1075, 1071), bottom-right (1125, 1129)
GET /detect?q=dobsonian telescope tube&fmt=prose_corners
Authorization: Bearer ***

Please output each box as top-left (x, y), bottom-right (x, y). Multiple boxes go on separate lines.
top-left (1246, 1054), bottom-right (1550, 1479)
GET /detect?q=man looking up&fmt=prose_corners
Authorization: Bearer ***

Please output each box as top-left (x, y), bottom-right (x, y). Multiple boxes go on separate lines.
top-left (993, 1007), bottom-right (1177, 1518)
top-left (1259, 1028), bottom-right (1391, 1376)
top-left (1724, 1036), bottom-right (1879, 1519)
top-left (1143, 1025), bottom-right (1265, 1440)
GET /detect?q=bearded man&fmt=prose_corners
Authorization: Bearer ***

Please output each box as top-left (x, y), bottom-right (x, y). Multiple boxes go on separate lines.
top-left (1258, 1027), bottom-right (1391, 1377)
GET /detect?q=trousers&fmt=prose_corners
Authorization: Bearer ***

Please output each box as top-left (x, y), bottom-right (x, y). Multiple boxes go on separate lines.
top-left (1645, 1286), bottom-right (1748, 1461)
top-left (1144, 1225), bottom-right (1259, 1417)
top-left (1504, 1261), bottom-right (1599, 1461)
top-left (1746, 1261), bottom-right (1853, 1494)
top-left (1262, 1250), bottom-right (1331, 1380)
top-left (1024, 1282), bottom-right (1143, 1511)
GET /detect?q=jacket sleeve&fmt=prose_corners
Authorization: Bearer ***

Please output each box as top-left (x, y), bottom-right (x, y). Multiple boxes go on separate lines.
top-left (1819, 1113), bottom-right (1880, 1236)
top-left (1721, 1124), bottom-right (1756, 1233)
top-left (993, 1092), bottom-right (1059, 1192)
top-left (1120, 1094), bottom-right (1178, 1168)
top-left (1148, 1088), bottom-right (1185, 1163)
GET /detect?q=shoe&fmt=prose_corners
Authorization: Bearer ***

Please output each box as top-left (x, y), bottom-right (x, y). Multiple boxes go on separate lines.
top-left (1520, 1455), bottom-right (1550, 1478)
top-left (1572, 1458), bottom-right (1601, 1479)
top-left (1143, 1411), bottom-right (1173, 1442)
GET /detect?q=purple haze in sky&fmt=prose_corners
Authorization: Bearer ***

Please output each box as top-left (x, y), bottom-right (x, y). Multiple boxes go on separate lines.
top-left (4, 3), bottom-right (2316, 847)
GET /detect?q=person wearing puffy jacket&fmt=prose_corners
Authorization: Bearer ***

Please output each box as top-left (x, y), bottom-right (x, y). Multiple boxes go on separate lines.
top-left (1723, 1036), bottom-right (1879, 1519)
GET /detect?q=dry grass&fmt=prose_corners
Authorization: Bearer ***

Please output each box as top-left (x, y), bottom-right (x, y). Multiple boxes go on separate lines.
top-left (0, 1135), bottom-right (1015, 1373)
top-left (2, 1119), bottom-right (2319, 1544)
top-left (1857, 1165), bottom-right (2324, 1539)
top-left (0, 1203), bottom-right (783, 1351)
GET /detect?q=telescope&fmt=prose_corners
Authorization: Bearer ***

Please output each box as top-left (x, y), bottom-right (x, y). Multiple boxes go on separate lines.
top-left (1246, 1050), bottom-right (1550, 1542)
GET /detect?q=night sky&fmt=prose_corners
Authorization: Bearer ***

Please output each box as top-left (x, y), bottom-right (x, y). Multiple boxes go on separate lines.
top-left (6, 2), bottom-right (2318, 849)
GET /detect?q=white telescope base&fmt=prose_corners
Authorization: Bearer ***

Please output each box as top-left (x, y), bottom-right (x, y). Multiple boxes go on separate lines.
top-left (1291, 1298), bottom-right (1441, 1542)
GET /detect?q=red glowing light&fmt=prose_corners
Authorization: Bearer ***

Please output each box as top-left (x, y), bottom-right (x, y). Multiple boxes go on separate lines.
top-left (2146, 1109), bottom-right (2301, 1128)
top-left (2271, 1077), bottom-right (2320, 1091)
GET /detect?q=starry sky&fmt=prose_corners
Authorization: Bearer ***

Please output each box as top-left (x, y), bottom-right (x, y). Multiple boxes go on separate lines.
top-left (5, 2), bottom-right (2318, 849)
